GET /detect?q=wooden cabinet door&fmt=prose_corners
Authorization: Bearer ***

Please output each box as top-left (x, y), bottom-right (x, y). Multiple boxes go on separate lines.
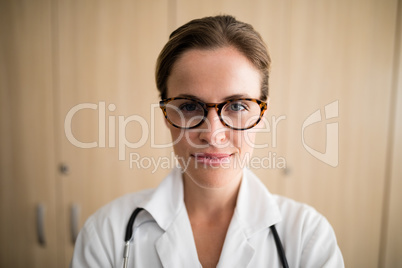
top-left (54, 0), bottom-right (171, 265)
top-left (0, 0), bottom-right (59, 267)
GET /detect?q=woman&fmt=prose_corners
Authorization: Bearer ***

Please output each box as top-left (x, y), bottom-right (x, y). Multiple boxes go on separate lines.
top-left (71, 15), bottom-right (344, 267)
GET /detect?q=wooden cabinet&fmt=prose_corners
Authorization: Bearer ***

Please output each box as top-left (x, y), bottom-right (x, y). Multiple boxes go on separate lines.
top-left (0, 0), bottom-right (58, 267)
top-left (0, 1), bottom-right (170, 267)
top-left (0, 0), bottom-right (401, 267)
top-left (55, 0), bottom-right (170, 263)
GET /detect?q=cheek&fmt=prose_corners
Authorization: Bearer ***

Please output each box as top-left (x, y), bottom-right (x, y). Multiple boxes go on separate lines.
top-left (169, 127), bottom-right (184, 153)
top-left (168, 127), bottom-right (198, 155)
top-left (169, 126), bottom-right (181, 142)
top-left (238, 131), bottom-right (257, 153)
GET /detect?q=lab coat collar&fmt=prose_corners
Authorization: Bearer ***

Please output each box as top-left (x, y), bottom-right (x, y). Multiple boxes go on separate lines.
top-left (139, 167), bottom-right (184, 231)
top-left (139, 167), bottom-right (282, 267)
top-left (217, 168), bottom-right (282, 267)
top-left (140, 167), bottom-right (282, 233)
top-left (235, 168), bottom-right (282, 238)
top-left (140, 167), bottom-right (200, 266)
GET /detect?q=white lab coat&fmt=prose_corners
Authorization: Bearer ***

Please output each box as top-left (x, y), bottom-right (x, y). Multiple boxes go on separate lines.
top-left (71, 167), bottom-right (344, 267)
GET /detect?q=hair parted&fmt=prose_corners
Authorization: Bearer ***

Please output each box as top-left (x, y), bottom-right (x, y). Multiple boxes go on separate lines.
top-left (155, 15), bottom-right (271, 101)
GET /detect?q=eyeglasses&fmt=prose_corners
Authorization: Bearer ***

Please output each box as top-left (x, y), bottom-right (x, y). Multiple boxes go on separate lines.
top-left (159, 97), bottom-right (267, 130)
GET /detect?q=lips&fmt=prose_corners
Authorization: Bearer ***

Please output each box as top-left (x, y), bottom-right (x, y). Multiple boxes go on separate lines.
top-left (192, 153), bottom-right (232, 165)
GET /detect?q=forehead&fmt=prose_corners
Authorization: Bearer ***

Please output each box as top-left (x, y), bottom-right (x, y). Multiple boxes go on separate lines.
top-left (166, 47), bottom-right (261, 101)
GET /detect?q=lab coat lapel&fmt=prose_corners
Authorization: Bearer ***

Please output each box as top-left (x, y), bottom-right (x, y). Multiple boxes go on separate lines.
top-left (217, 211), bottom-right (255, 267)
top-left (218, 168), bottom-right (282, 267)
top-left (236, 168), bottom-right (282, 235)
top-left (140, 167), bottom-right (200, 267)
top-left (155, 207), bottom-right (200, 267)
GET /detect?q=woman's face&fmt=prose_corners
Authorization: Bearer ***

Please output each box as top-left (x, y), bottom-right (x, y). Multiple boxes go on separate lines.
top-left (166, 46), bottom-right (262, 189)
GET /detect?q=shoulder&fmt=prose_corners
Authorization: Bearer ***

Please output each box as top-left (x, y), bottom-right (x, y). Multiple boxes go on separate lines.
top-left (83, 188), bottom-right (155, 234)
top-left (272, 194), bottom-right (332, 243)
top-left (272, 195), bottom-right (344, 267)
top-left (93, 189), bottom-right (154, 219)
top-left (273, 195), bottom-right (324, 225)
top-left (71, 189), bottom-right (156, 267)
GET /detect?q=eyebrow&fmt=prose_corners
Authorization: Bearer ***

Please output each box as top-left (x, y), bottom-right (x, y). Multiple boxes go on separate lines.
top-left (176, 93), bottom-right (250, 102)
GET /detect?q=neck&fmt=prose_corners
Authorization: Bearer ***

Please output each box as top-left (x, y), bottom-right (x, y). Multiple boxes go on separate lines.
top-left (183, 171), bottom-right (242, 221)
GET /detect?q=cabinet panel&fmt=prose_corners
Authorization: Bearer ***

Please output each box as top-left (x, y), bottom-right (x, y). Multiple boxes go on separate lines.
top-left (381, 1), bottom-right (402, 266)
top-left (0, 0), bottom-right (58, 267)
top-left (174, 0), bottom-right (398, 267)
top-left (55, 0), bottom-right (170, 265)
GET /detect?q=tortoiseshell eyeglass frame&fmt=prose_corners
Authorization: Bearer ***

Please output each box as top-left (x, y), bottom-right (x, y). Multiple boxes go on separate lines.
top-left (159, 97), bottom-right (268, 130)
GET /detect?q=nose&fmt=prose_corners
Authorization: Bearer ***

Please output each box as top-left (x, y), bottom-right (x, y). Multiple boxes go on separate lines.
top-left (198, 107), bottom-right (228, 146)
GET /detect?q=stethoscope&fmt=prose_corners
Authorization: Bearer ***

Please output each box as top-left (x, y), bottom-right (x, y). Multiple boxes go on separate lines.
top-left (123, 207), bottom-right (289, 268)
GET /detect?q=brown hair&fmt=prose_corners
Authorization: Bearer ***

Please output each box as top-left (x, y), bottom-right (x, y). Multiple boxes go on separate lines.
top-left (155, 15), bottom-right (271, 101)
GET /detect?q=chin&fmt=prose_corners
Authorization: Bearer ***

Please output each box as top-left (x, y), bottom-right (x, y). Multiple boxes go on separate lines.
top-left (182, 162), bottom-right (243, 189)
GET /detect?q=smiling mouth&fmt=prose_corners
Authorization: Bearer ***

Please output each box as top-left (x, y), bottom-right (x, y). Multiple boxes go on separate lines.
top-left (192, 153), bottom-right (232, 165)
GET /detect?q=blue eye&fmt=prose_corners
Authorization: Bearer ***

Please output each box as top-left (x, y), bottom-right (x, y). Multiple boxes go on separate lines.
top-left (179, 102), bottom-right (200, 112)
top-left (228, 102), bottom-right (247, 112)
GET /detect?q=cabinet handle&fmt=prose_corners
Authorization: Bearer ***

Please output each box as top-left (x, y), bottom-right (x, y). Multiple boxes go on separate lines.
top-left (70, 204), bottom-right (80, 245)
top-left (36, 203), bottom-right (46, 246)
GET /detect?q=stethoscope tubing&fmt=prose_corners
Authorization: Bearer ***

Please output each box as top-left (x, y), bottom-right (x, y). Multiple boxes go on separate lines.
top-left (123, 207), bottom-right (144, 268)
